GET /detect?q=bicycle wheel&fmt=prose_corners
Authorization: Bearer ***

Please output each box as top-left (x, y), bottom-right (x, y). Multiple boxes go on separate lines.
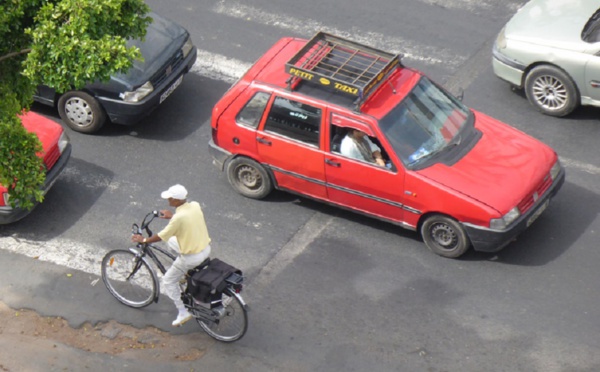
top-left (198, 288), bottom-right (248, 342)
top-left (101, 249), bottom-right (158, 308)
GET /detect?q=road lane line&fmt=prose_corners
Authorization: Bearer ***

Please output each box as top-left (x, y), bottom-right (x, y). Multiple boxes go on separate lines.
top-left (418, 0), bottom-right (522, 12)
top-left (211, 1), bottom-right (464, 67)
top-left (191, 50), bottom-right (251, 84)
top-left (0, 236), bottom-right (102, 277)
top-left (248, 212), bottom-right (334, 291)
top-left (559, 157), bottom-right (600, 175)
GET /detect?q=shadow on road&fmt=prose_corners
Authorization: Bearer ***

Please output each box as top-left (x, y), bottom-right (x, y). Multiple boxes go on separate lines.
top-left (0, 158), bottom-right (112, 240)
top-left (30, 73), bottom-right (226, 142)
top-left (467, 180), bottom-right (595, 265)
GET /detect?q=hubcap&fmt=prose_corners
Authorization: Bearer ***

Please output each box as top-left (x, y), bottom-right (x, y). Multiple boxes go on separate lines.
top-left (532, 75), bottom-right (567, 111)
top-left (64, 97), bottom-right (94, 127)
top-left (237, 165), bottom-right (261, 189)
top-left (430, 223), bottom-right (457, 250)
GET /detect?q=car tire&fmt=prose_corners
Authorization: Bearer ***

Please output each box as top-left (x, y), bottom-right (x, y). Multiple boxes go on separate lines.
top-left (226, 157), bottom-right (273, 199)
top-left (524, 65), bottom-right (579, 117)
top-left (421, 215), bottom-right (470, 258)
top-left (58, 91), bottom-right (107, 133)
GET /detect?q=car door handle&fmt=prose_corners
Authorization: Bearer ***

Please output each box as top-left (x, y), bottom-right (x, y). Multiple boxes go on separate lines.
top-left (325, 158), bottom-right (341, 167)
top-left (256, 137), bottom-right (272, 146)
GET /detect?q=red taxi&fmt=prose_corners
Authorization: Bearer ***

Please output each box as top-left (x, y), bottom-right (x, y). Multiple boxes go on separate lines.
top-left (209, 32), bottom-right (564, 258)
top-left (0, 112), bottom-right (71, 224)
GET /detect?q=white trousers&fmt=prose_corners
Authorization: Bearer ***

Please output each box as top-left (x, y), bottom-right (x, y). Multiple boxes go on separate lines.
top-left (163, 237), bottom-right (211, 311)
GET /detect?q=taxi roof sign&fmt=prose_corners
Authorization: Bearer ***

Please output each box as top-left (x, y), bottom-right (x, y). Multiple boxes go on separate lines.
top-left (285, 32), bottom-right (403, 107)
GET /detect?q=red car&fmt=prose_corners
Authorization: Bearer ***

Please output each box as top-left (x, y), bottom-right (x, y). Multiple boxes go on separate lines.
top-left (0, 112), bottom-right (71, 224)
top-left (209, 32), bottom-right (564, 258)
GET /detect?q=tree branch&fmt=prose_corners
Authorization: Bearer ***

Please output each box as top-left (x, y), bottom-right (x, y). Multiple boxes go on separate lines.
top-left (0, 49), bottom-right (32, 63)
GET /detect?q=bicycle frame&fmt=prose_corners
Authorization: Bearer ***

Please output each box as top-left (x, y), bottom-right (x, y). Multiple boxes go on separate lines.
top-left (134, 243), bottom-right (176, 275)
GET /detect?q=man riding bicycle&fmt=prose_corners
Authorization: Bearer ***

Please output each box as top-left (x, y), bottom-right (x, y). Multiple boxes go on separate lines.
top-left (131, 184), bottom-right (211, 326)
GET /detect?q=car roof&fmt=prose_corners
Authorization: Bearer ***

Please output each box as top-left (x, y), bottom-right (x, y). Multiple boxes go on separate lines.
top-left (506, 0), bottom-right (599, 49)
top-left (247, 36), bottom-right (421, 119)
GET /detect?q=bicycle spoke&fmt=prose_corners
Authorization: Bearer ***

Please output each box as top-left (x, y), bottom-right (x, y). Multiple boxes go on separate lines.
top-left (102, 250), bottom-right (158, 308)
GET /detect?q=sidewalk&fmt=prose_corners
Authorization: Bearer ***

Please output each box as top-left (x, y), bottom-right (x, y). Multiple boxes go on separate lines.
top-left (0, 250), bottom-right (214, 371)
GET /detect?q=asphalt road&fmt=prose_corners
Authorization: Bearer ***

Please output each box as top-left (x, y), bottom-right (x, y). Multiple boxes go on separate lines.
top-left (1, 0), bottom-right (599, 371)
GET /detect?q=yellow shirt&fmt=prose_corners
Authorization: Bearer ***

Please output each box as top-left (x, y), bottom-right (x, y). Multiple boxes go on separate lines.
top-left (157, 201), bottom-right (211, 255)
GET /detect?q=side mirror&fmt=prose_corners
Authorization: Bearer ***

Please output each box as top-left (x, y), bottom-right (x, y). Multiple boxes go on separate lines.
top-left (456, 88), bottom-right (464, 102)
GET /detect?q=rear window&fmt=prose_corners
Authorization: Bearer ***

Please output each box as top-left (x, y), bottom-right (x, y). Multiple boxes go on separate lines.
top-left (236, 92), bottom-right (271, 128)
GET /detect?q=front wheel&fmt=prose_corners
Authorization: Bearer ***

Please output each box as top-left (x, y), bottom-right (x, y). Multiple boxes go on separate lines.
top-left (421, 215), bottom-right (470, 258)
top-left (58, 91), bottom-right (107, 133)
top-left (101, 249), bottom-right (159, 308)
top-left (198, 288), bottom-right (248, 342)
top-left (524, 65), bottom-right (579, 117)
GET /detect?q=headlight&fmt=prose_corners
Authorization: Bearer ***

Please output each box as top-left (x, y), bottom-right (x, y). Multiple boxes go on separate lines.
top-left (490, 207), bottom-right (520, 230)
top-left (181, 36), bottom-right (194, 58)
top-left (57, 132), bottom-right (69, 154)
top-left (496, 26), bottom-right (507, 49)
top-left (120, 81), bottom-right (154, 102)
top-left (550, 159), bottom-right (561, 180)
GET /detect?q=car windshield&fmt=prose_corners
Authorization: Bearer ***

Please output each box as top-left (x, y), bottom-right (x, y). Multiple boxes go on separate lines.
top-left (582, 8), bottom-right (600, 42)
top-left (378, 77), bottom-right (470, 166)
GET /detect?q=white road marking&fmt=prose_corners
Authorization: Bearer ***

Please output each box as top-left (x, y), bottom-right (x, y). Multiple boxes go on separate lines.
top-left (418, 0), bottom-right (523, 12)
top-left (0, 236), bottom-right (103, 277)
top-left (559, 157), bottom-right (600, 175)
top-left (191, 50), bottom-right (251, 84)
top-left (211, 1), bottom-right (465, 67)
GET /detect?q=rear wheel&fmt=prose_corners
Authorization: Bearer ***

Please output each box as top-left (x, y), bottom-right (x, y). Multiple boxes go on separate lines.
top-left (58, 91), bottom-right (107, 133)
top-left (101, 249), bottom-right (158, 308)
top-left (226, 157), bottom-right (273, 199)
top-left (421, 215), bottom-right (470, 258)
top-left (198, 289), bottom-right (248, 342)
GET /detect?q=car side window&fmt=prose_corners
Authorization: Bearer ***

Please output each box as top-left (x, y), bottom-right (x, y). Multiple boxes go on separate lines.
top-left (331, 123), bottom-right (395, 171)
top-left (236, 92), bottom-right (271, 128)
top-left (264, 96), bottom-right (322, 146)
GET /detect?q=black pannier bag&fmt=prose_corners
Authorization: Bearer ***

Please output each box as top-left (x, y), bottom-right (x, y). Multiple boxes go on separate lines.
top-left (187, 258), bottom-right (242, 305)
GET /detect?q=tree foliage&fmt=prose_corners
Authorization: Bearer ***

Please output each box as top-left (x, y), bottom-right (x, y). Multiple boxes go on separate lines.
top-left (0, 0), bottom-right (150, 210)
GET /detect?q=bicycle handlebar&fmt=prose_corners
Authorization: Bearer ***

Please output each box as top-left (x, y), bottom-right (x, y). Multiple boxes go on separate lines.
top-left (132, 210), bottom-right (161, 238)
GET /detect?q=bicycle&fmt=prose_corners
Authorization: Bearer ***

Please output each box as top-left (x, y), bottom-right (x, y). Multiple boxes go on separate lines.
top-left (101, 210), bottom-right (248, 342)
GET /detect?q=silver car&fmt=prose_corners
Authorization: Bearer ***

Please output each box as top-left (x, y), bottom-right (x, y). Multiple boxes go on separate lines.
top-left (493, 0), bottom-right (600, 117)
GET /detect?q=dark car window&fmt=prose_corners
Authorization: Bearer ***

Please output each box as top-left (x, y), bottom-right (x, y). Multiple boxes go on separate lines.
top-left (264, 96), bottom-right (322, 146)
top-left (236, 92), bottom-right (271, 128)
top-left (582, 8), bottom-right (600, 42)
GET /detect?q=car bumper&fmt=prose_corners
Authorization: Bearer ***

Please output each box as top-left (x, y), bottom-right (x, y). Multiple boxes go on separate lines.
top-left (492, 45), bottom-right (526, 88)
top-left (0, 144), bottom-right (72, 224)
top-left (98, 47), bottom-right (197, 125)
top-left (463, 167), bottom-right (565, 253)
top-left (209, 138), bottom-right (232, 171)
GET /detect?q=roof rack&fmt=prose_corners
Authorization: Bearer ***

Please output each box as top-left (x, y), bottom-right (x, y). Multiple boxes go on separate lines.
top-left (285, 32), bottom-right (402, 109)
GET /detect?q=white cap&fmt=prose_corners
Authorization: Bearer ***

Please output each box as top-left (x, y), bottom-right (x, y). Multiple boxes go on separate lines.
top-left (160, 184), bottom-right (188, 200)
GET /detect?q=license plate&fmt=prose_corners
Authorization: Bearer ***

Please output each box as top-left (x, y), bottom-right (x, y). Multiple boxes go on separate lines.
top-left (159, 75), bottom-right (183, 104)
top-left (527, 199), bottom-right (549, 227)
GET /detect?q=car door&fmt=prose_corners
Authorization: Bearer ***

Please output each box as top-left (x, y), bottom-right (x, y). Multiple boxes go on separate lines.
top-left (256, 93), bottom-right (328, 200)
top-left (324, 112), bottom-right (406, 223)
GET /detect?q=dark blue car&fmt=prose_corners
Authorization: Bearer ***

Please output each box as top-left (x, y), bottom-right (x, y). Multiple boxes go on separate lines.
top-left (34, 13), bottom-right (197, 133)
